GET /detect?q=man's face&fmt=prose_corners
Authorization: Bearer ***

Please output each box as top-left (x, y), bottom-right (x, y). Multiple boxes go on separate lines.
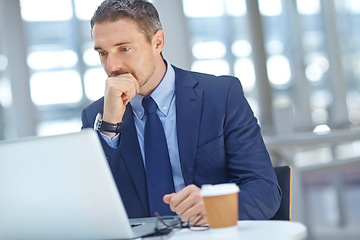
top-left (92, 18), bottom-right (159, 89)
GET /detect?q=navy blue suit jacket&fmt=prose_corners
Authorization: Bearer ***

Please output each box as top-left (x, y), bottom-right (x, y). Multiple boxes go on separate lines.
top-left (81, 66), bottom-right (281, 219)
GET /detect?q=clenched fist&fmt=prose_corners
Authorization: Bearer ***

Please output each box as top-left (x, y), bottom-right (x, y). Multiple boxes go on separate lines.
top-left (102, 73), bottom-right (139, 137)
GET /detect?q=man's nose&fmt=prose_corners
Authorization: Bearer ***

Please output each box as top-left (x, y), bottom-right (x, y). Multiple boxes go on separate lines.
top-left (106, 54), bottom-right (123, 73)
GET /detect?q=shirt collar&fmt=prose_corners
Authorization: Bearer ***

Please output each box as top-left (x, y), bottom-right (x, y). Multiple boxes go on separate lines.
top-left (130, 61), bottom-right (175, 119)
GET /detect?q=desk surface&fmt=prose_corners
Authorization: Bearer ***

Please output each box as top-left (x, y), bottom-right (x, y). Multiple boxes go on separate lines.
top-left (168, 220), bottom-right (307, 240)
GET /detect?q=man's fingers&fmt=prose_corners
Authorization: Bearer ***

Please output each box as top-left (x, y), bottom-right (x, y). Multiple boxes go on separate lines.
top-left (163, 193), bottom-right (175, 204)
top-left (188, 214), bottom-right (208, 226)
top-left (166, 185), bottom-right (207, 223)
top-left (178, 199), bottom-right (206, 223)
top-left (173, 192), bottom-right (201, 216)
top-left (103, 73), bottom-right (139, 123)
top-left (167, 186), bottom-right (192, 213)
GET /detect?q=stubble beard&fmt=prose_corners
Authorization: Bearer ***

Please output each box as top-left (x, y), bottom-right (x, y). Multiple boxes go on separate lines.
top-left (137, 66), bottom-right (157, 95)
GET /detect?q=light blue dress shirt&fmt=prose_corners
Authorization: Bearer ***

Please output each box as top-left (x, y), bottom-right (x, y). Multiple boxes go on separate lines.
top-left (99, 62), bottom-right (185, 192)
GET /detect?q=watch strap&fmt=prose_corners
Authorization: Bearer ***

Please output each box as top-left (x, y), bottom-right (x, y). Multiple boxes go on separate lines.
top-left (94, 113), bottom-right (122, 133)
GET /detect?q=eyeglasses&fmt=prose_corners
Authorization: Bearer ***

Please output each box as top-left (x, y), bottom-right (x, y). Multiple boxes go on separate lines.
top-left (155, 212), bottom-right (209, 232)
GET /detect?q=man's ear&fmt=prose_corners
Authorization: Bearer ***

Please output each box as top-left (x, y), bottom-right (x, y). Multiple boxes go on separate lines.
top-left (153, 30), bottom-right (165, 54)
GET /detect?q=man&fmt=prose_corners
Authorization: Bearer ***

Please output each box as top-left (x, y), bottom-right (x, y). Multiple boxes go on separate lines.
top-left (81, 0), bottom-right (281, 224)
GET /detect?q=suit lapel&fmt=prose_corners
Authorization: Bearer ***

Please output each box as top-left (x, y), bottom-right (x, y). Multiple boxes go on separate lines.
top-left (174, 67), bottom-right (203, 186)
top-left (119, 105), bottom-right (149, 214)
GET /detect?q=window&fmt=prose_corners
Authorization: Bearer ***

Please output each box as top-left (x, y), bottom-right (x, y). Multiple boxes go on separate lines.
top-left (19, 0), bottom-right (103, 136)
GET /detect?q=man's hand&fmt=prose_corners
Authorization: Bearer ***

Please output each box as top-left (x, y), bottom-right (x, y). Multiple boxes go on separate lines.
top-left (102, 73), bottom-right (139, 137)
top-left (163, 184), bottom-right (208, 225)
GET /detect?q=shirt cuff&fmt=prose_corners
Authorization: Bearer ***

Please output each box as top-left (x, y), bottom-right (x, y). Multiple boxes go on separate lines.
top-left (99, 131), bottom-right (120, 149)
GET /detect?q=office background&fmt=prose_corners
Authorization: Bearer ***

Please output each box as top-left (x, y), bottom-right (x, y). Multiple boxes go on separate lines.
top-left (0, 0), bottom-right (359, 239)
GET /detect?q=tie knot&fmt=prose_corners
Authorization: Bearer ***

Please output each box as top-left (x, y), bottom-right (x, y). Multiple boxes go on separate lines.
top-left (142, 96), bottom-right (158, 115)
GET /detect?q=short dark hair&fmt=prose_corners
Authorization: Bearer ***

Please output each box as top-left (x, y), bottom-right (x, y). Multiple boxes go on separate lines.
top-left (90, 0), bottom-right (162, 42)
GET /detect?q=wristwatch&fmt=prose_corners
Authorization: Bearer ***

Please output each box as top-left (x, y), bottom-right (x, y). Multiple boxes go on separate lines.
top-left (93, 113), bottom-right (122, 133)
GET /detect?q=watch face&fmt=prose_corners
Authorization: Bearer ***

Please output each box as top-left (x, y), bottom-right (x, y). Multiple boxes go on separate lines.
top-left (94, 113), bottom-right (103, 131)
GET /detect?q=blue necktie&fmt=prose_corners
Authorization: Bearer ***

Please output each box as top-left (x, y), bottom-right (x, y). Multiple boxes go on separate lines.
top-left (142, 96), bottom-right (175, 216)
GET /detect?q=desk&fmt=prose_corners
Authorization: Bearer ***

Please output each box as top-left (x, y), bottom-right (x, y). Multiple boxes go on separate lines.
top-left (168, 220), bottom-right (307, 240)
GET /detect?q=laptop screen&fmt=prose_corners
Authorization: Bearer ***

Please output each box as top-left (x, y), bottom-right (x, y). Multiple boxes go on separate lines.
top-left (0, 129), bottom-right (138, 239)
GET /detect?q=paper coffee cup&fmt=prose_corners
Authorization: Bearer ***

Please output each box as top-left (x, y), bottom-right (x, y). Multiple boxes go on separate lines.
top-left (201, 183), bottom-right (240, 228)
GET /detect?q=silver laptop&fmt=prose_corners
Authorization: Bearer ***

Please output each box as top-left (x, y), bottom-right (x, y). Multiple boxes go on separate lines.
top-left (0, 129), bottom-right (157, 239)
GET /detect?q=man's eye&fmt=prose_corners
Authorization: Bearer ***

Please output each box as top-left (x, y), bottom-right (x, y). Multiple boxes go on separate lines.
top-left (98, 52), bottom-right (107, 56)
top-left (121, 47), bottom-right (130, 52)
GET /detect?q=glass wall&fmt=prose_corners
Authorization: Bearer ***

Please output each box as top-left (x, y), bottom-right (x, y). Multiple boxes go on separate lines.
top-left (335, 0), bottom-right (360, 125)
top-left (0, 51), bottom-right (7, 140)
top-left (183, 0), bottom-right (360, 133)
top-left (19, 0), bottom-right (105, 136)
top-left (182, 0), bottom-right (260, 114)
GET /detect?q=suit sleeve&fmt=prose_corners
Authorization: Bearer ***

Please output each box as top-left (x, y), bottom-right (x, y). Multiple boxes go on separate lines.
top-left (224, 77), bottom-right (281, 220)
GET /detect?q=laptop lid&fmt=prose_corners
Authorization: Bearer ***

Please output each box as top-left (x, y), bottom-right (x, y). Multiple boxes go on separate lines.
top-left (0, 129), bottom-right (155, 239)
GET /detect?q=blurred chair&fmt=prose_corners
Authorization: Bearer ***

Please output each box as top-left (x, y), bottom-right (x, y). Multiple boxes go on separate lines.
top-left (270, 166), bottom-right (292, 220)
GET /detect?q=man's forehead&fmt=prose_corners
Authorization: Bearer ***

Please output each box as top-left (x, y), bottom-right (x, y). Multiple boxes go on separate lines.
top-left (92, 20), bottom-right (151, 50)
top-left (92, 18), bottom-right (141, 33)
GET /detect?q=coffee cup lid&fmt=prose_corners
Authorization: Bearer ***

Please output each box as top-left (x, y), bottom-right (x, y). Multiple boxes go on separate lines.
top-left (200, 183), bottom-right (240, 197)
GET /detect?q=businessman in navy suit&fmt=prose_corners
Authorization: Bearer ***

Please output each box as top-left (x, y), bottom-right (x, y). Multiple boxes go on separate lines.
top-left (81, 0), bottom-right (281, 224)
